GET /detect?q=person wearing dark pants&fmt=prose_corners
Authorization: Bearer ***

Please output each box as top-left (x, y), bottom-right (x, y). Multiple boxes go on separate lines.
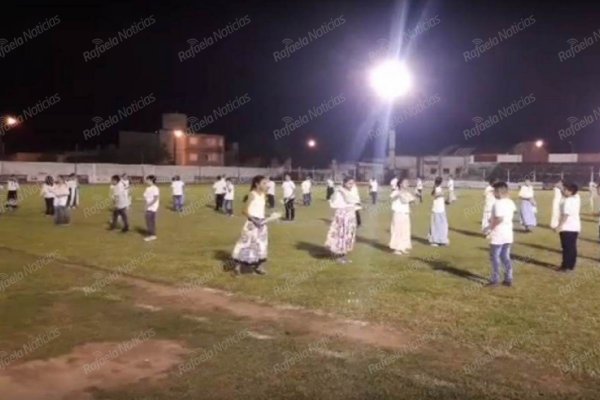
top-left (556, 182), bottom-right (581, 272)
top-left (41, 176), bottom-right (55, 216)
top-left (282, 174), bottom-right (296, 221)
top-left (224, 178), bottom-right (235, 216)
top-left (143, 175), bottom-right (160, 241)
top-left (109, 175), bottom-right (129, 232)
top-left (326, 178), bottom-right (334, 200)
top-left (368, 178), bottom-right (378, 205)
top-left (267, 178), bottom-right (276, 208)
top-left (52, 177), bottom-right (70, 225)
top-left (213, 176), bottom-right (226, 212)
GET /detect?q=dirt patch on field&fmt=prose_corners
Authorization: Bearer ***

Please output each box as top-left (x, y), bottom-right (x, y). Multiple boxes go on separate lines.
top-left (0, 340), bottom-right (188, 400)
top-left (125, 276), bottom-right (412, 350)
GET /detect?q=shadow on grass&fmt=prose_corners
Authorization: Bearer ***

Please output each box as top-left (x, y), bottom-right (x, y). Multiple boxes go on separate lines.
top-left (412, 235), bottom-right (430, 245)
top-left (295, 241), bottom-right (331, 259)
top-left (521, 242), bottom-right (598, 263)
top-left (356, 236), bottom-right (389, 253)
top-left (134, 227), bottom-right (148, 236)
top-left (214, 250), bottom-right (257, 274)
top-left (319, 218), bottom-right (332, 225)
top-left (449, 227), bottom-right (483, 238)
top-left (414, 257), bottom-right (487, 283)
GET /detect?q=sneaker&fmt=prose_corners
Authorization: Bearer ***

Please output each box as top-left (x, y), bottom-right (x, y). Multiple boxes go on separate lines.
top-left (430, 243), bottom-right (440, 247)
top-left (121, 228), bottom-right (129, 233)
top-left (253, 266), bottom-right (267, 275)
top-left (144, 235), bottom-right (157, 242)
top-left (393, 250), bottom-right (405, 255)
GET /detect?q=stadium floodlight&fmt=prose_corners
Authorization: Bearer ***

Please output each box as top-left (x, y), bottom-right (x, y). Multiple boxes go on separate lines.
top-left (535, 139), bottom-right (544, 148)
top-left (307, 139), bottom-right (316, 148)
top-left (173, 129), bottom-right (184, 138)
top-left (369, 59), bottom-right (412, 100)
top-left (5, 116), bottom-right (18, 126)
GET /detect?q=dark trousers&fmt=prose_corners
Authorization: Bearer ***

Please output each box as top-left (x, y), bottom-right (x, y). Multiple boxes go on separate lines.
top-left (6, 190), bottom-right (17, 209)
top-left (326, 187), bottom-right (334, 200)
top-left (173, 195), bottom-right (183, 212)
top-left (224, 199), bottom-right (233, 215)
top-left (370, 191), bottom-right (377, 205)
top-left (284, 198), bottom-right (295, 220)
top-left (303, 193), bottom-right (311, 206)
top-left (54, 206), bottom-right (70, 225)
top-left (356, 210), bottom-right (362, 227)
top-left (559, 231), bottom-right (578, 270)
top-left (267, 194), bottom-right (275, 208)
top-left (111, 208), bottom-right (129, 230)
top-left (215, 194), bottom-right (224, 211)
top-left (145, 211), bottom-right (157, 236)
top-left (417, 189), bottom-right (423, 203)
top-left (44, 198), bottom-right (54, 215)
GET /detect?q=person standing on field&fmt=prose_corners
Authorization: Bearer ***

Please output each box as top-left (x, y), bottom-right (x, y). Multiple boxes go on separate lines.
top-left (282, 174), bottom-right (296, 221)
top-left (266, 177), bottom-right (276, 208)
top-left (109, 175), bottom-right (129, 232)
top-left (143, 175), bottom-right (160, 242)
top-left (486, 181), bottom-right (516, 287)
top-left (368, 177), bottom-right (378, 205)
top-left (556, 182), bottom-right (581, 272)
top-left (301, 177), bottom-right (312, 206)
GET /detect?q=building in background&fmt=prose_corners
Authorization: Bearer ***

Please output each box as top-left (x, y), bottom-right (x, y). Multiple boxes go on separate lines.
top-left (118, 113), bottom-right (225, 166)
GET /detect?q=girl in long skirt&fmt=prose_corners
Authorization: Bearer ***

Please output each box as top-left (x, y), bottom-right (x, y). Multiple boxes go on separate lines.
top-left (325, 177), bottom-right (358, 264)
top-left (41, 175), bottom-right (55, 216)
top-left (389, 178), bottom-right (415, 255)
top-left (428, 177), bottom-right (449, 246)
top-left (518, 179), bottom-right (537, 232)
top-left (550, 180), bottom-right (563, 229)
top-left (232, 175), bottom-right (269, 275)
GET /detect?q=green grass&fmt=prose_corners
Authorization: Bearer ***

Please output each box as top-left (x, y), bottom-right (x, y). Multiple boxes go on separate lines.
top-left (1, 184), bottom-right (600, 398)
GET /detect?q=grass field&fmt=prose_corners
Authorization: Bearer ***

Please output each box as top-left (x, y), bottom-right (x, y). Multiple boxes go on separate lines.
top-left (1, 183), bottom-right (600, 399)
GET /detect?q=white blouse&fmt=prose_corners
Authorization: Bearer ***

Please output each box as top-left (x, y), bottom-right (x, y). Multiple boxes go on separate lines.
top-left (518, 185), bottom-right (534, 199)
top-left (247, 191), bottom-right (265, 218)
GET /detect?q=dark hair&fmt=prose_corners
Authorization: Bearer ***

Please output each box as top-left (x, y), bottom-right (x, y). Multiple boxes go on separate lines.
top-left (111, 174), bottom-right (120, 183)
top-left (342, 176), bottom-right (354, 185)
top-left (250, 175), bottom-right (266, 191)
top-left (492, 181), bottom-right (508, 191)
top-left (146, 175), bottom-right (156, 184)
top-left (45, 175), bottom-right (54, 185)
top-left (563, 182), bottom-right (578, 195)
top-left (431, 177), bottom-right (443, 196)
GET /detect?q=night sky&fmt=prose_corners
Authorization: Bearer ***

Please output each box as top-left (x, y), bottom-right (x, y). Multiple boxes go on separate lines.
top-left (1, 0), bottom-right (600, 166)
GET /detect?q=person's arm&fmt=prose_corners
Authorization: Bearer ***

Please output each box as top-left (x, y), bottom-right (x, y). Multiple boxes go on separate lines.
top-left (556, 200), bottom-right (571, 232)
top-left (147, 189), bottom-right (159, 208)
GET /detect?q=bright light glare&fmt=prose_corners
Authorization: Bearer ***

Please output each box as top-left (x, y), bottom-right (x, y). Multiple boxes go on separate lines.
top-left (173, 129), bottom-right (184, 138)
top-left (369, 60), bottom-right (412, 100)
top-left (5, 116), bottom-right (18, 126)
top-left (535, 139), bottom-right (544, 148)
top-left (307, 139), bottom-right (316, 148)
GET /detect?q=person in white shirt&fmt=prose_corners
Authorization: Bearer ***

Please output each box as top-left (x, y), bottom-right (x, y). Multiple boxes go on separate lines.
top-left (518, 179), bottom-right (537, 232)
top-left (415, 177), bottom-right (424, 204)
top-left (301, 177), bottom-right (312, 206)
top-left (281, 174), bottom-right (296, 221)
top-left (325, 177), bottom-right (359, 264)
top-left (368, 178), bottom-right (378, 205)
top-left (350, 180), bottom-right (362, 227)
top-left (550, 180), bottom-right (563, 230)
top-left (482, 179), bottom-right (497, 232)
top-left (487, 181), bottom-right (517, 287)
top-left (143, 175), bottom-right (160, 241)
top-left (447, 176), bottom-right (456, 203)
top-left (120, 173), bottom-right (131, 209)
top-left (66, 173), bottom-right (79, 209)
top-left (212, 176), bottom-right (227, 212)
top-left (589, 180), bottom-right (598, 213)
top-left (390, 176), bottom-right (398, 189)
top-left (232, 175), bottom-right (270, 275)
top-left (6, 175), bottom-right (20, 211)
top-left (53, 176), bottom-right (70, 225)
top-left (40, 175), bottom-right (55, 216)
top-left (428, 177), bottom-right (449, 246)
top-left (224, 178), bottom-right (235, 216)
top-left (266, 177), bottom-right (276, 208)
top-left (171, 175), bottom-right (185, 212)
top-left (389, 178), bottom-right (415, 255)
top-left (556, 182), bottom-right (581, 272)
top-left (326, 177), bottom-right (335, 200)
top-left (109, 175), bottom-right (129, 232)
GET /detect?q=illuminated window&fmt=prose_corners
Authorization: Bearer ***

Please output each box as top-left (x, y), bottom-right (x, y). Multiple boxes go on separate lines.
top-left (189, 153), bottom-right (198, 162)
top-left (189, 137), bottom-right (198, 145)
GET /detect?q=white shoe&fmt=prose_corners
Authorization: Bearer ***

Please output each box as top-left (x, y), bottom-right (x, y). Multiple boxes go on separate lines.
top-left (144, 235), bottom-right (157, 242)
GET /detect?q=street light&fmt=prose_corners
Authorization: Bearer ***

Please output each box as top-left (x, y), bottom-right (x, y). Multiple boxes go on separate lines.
top-left (173, 129), bottom-right (184, 165)
top-left (534, 139), bottom-right (544, 148)
top-left (1, 115), bottom-right (20, 159)
top-left (369, 59), bottom-right (412, 100)
top-left (5, 116), bottom-right (18, 126)
top-left (307, 138), bottom-right (316, 148)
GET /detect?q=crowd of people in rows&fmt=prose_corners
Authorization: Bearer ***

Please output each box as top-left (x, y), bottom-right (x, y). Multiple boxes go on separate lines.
top-left (1, 173), bottom-right (593, 284)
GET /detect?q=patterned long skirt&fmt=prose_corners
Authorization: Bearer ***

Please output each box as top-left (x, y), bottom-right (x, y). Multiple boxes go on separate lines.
top-left (428, 212), bottom-right (449, 245)
top-left (325, 208), bottom-right (357, 255)
top-left (232, 221), bottom-right (268, 266)
top-left (520, 200), bottom-right (537, 228)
